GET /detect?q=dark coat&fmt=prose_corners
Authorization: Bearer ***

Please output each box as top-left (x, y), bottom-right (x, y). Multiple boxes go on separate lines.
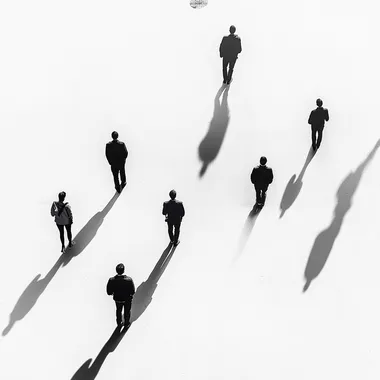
top-left (162, 199), bottom-right (185, 223)
top-left (308, 107), bottom-right (329, 128)
top-left (107, 274), bottom-right (135, 302)
top-left (219, 34), bottom-right (242, 59)
top-left (105, 140), bottom-right (128, 166)
top-left (251, 165), bottom-right (274, 189)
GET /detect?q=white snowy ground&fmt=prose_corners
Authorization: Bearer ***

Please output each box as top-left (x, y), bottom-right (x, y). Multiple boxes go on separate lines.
top-left (0, 0), bottom-right (380, 379)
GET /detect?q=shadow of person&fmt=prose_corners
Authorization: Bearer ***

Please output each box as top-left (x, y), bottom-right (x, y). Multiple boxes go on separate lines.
top-left (2, 255), bottom-right (64, 337)
top-left (70, 244), bottom-right (177, 379)
top-left (233, 205), bottom-right (262, 262)
top-left (198, 85), bottom-right (230, 177)
top-left (62, 192), bottom-right (120, 267)
top-left (280, 146), bottom-right (315, 218)
top-left (303, 139), bottom-right (380, 292)
top-left (130, 243), bottom-right (177, 322)
top-left (2, 193), bottom-right (120, 337)
top-left (70, 324), bottom-right (131, 380)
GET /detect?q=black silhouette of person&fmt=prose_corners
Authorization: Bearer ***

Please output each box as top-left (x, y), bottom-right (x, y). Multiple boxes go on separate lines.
top-left (198, 86), bottom-right (230, 177)
top-left (308, 98), bottom-right (329, 151)
top-left (279, 147), bottom-right (315, 218)
top-left (303, 139), bottom-right (380, 292)
top-left (162, 190), bottom-right (185, 246)
top-left (250, 156), bottom-right (274, 208)
top-left (105, 131), bottom-right (128, 193)
top-left (219, 25), bottom-right (242, 84)
top-left (107, 263), bottom-right (135, 326)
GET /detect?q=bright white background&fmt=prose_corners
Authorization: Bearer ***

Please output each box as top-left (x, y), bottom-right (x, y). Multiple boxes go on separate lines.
top-left (0, 0), bottom-right (379, 379)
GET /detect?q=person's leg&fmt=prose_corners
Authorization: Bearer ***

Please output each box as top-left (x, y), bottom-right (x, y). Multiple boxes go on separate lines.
top-left (316, 127), bottom-right (324, 148)
top-left (123, 301), bottom-right (132, 326)
top-left (227, 58), bottom-right (237, 82)
top-left (116, 302), bottom-right (123, 325)
top-left (254, 186), bottom-right (261, 204)
top-left (261, 188), bottom-right (267, 205)
top-left (174, 222), bottom-right (181, 244)
top-left (222, 58), bottom-right (228, 83)
top-left (56, 224), bottom-right (65, 251)
top-left (311, 126), bottom-right (317, 150)
top-left (120, 163), bottom-right (127, 187)
top-left (111, 165), bottom-right (121, 192)
top-left (167, 222), bottom-right (174, 243)
top-left (65, 224), bottom-right (73, 246)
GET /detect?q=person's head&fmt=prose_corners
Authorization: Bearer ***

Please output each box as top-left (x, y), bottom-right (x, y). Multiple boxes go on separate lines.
top-left (229, 25), bottom-right (236, 34)
top-left (58, 191), bottom-right (66, 202)
top-left (260, 156), bottom-right (267, 166)
top-left (316, 98), bottom-right (323, 107)
top-left (116, 263), bottom-right (125, 275)
top-left (111, 131), bottom-right (119, 140)
top-left (169, 189), bottom-right (177, 200)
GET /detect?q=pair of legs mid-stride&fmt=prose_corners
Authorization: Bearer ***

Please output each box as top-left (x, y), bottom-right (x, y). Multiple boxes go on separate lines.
top-left (311, 126), bottom-right (324, 151)
top-left (56, 223), bottom-right (73, 253)
top-left (254, 186), bottom-right (268, 207)
top-left (115, 300), bottom-right (132, 327)
top-left (111, 163), bottom-right (126, 193)
top-left (167, 221), bottom-right (181, 246)
top-left (222, 57), bottom-right (237, 84)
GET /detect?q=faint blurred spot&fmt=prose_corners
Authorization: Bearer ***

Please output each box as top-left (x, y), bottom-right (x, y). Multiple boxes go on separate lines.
top-left (190, 0), bottom-right (208, 9)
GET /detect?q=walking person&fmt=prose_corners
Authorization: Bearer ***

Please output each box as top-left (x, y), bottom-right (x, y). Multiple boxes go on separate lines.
top-left (51, 191), bottom-right (73, 253)
top-left (250, 157), bottom-right (274, 208)
top-left (308, 98), bottom-right (329, 151)
top-left (105, 131), bottom-right (129, 193)
top-left (219, 25), bottom-right (242, 85)
top-left (107, 263), bottom-right (135, 327)
top-left (162, 190), bottom-right (185, 246)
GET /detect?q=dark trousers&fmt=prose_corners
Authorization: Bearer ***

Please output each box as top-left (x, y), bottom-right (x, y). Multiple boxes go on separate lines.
top-left (222, 57), bottom-right (237, 82)
top-left (311, 125), bottom-right (324, 149)
top-left (115, 300), bottom-right (132, 325)
top-left (56, 224), bottom-right (72, 247)
top-left (167, 221), bottom-right (181, 243)
top-left (111, 163), bottom-right (126, 190)
top-left (254, 186), bottom-right (268, 205)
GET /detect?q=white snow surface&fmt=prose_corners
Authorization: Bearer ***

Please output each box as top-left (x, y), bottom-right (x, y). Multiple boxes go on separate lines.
top-left (0, 1), bottom-right (380, 379)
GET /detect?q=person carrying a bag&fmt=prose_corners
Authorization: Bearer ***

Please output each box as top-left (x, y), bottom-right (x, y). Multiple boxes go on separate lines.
top-left (51, 191), bottom-right (74, 253)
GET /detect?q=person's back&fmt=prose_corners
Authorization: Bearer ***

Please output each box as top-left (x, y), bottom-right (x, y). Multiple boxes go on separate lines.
top-left (308, 101), bottom-right (329, 128)
top-left (106, 139), bottom-right (128, 166)
top-left (107, 274), bottom-right (135, 302)
top-left (163, 199), bottom-right (185, 222)
top-left (51, 200), bottom-right (73, 225)
top-left (220, 34), bottom-right (242, 59)
top-left (251, 164), bottom-right (274, 188)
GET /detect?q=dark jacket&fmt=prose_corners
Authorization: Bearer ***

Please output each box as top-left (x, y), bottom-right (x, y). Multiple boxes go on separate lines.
top-left (107, 274), bottom-right (135, 302)
top-left (105, 140), bottom-right (128, 166)
top-left (308, 107), bottom-right (329, 128)
top-left (162, 199), bottom-right (185, 223)
top-left (219, 34), bottom-right (242, 59)
top-left (251, 165), bottom-right (274, 189)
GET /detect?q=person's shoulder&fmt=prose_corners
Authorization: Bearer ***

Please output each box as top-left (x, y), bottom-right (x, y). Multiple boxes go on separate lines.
top-left (124, 275), bottom-right (133, 281)
top-left (175, 200), bottom-right (183, 205)
top-left (106, 141), bottom-right (113, 145)
top-left (116, 140), bottom-right (125, 145)
top-left (234, 34), bottom-right (241, 40)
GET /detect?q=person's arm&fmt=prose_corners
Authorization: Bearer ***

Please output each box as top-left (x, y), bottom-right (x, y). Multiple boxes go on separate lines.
top-left (106, 278), bottom-right (113, 296)
top-left (180, 203), bottom-right (185, 218)
top-left (325, 109), bottom-right (329, 122)
top-left (51, 202), bottom-right (57, 217)
top-left (308, 111), bottom-right (313, 125)
top-left (162, 202), bottom-right (167, 216)
top-left (237, 38), bottom-right (242, 54)
top-left (219, 37), bottom-right (225, 58)
top-left (66, 205), bottom-right (73, 224)
top-left (268, 169), bottom-right (274, 184)
top-left (105, 144), bottom-right (111, 165)
top-left (250, 169), bottom-right (256, 184)
top-left (130, 280), bottom-right (136, 296)
top-left (123, 143), bottom-right (128, 160)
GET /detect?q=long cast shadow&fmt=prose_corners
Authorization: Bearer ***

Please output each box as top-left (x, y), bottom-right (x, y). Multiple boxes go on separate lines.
top-left (279, 146), bottom-right (315, 218)
top-left (198, 85), bottom-right (230, 177)
top-left (2, 193), bottom-right (120, 337)
top-left (303, 139), bottom-right (380, 292)
top-left (71, 324), bottom-right (131, 380)
top-left (62, 192), bottom-right (120, 267)
top-left (233, 205), bottom-right (262, 262)
top-left (70, 243), bottom-right (177, 379)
